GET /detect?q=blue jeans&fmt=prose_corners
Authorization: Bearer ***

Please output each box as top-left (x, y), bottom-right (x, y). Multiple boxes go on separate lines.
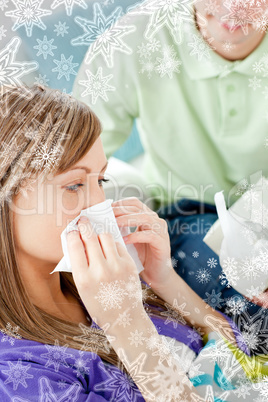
top-left (157, 199), bottom-right (268, 354)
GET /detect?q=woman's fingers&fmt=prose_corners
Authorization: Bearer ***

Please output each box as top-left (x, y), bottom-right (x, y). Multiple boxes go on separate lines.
top-left (66, 230), bottom-right (89, 276)
top-left (112, 197), bottom-right (152, 214)
top-left (77, 217), bottom-right (104, 263)
top-left (97, 232), bottom-right (120, 260)
top-left (116, 213), bottom-right (166, 234)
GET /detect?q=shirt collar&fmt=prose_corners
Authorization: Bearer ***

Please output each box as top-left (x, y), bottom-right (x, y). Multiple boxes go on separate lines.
top-left (179, 11), bottom-right (268, 80)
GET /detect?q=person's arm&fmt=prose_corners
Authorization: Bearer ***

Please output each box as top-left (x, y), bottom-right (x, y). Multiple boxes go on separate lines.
top-left (149, 268), bottom-right (237, 346)
top-left (67, 218), bottom-right (205, 402)
top-left (113, 197), bottom-right (237, 346)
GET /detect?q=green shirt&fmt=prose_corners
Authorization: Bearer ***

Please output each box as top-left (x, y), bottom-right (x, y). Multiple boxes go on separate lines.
top-left (73, 4), bottom-right (268, 207)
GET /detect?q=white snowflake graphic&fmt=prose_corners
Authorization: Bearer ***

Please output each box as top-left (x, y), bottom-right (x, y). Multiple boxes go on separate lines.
top-left (23, 351), bottom-right (33, 361)
top-left (248, 76), bottom-right (262, 90)
top-left (152, 335), bottom-right (182, 366)
top-left (30, 143), bottom-right (63, 172)
top-left (128, 329), bottom-right (145, 347)
top-left (54, 21), bottom-right (69, 37)
top-left (34, 73), bottom-right (50, 86)
top-left (225, 295), bottom-right (249, 315)
top-left (196, 267), bottom-right (212, 284)
top-left (94, 280), bottom-right (126, 310)
top-left (78, 67), bottom-right (115, 105)
top-left (207, 257), bottom-right (218, 268)
top-left (0, 25), bottom-right (7, 41)
top-left (0, 0), bottom-right (9, 11)
top-left (40, 339), bottom-right (73, 372)
top-left (33, 35), bottom-right (57, 60)
top-left (0, 322), bottom-right (22, 346)
top-left (72, 353), bottom-right (90, 378)
top-left (160, 300), bottom-right (190, 327)
top-left (170, 256), bottom-right (178, 268)
top-left (221, 0), bottom-right (261, 35)
top-left (253, 12), bottom-right (268, 32)
top-left (2, 359), bottom-right (34, 391)
top-left (188, 34), bottom-right (211, 61)
top-left (222, 40), bottom-right (236, 52)
top-left (0, 37), bottom-right (38, 93)
top-left (205, 0), bottom-right (220, 15)
top-left (37, 376), bottom-right (82, 400)
top-left (73, 323), bottom-right (111, 354)
top-left (116, 311), bottom-right (133, 328)
top-left (139, 57), bottom-right (156, 79)
top-left (221, 257), bottom-right (239, 287)
top-left (71, 3), bottom-right (136, 68)
top-left (5, 0), bottom-right (52, 37)
top-left (0, 138), bottom-right (21, 169)
top-left (51, 0), bottom-right (88, 17)
top-left (204, 289), bottom-right (224, 309)
top-left (52, 54), bottom-right (78, 81)
top-left (155, 45), bottom-right (182, 79)
top-left (192, 250), bottom-right (199, 258)
top-left (94, 353), bottom-right (150, 400)
top-left (129, 0), bottom-right (195, 45)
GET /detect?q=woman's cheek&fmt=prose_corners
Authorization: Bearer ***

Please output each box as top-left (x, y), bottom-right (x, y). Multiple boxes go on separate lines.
top-left (55, 190), bottom-right (85, 227)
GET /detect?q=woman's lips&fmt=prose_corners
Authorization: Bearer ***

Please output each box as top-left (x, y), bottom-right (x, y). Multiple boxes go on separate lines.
top-left (220, 22), bottom-right (241, 31)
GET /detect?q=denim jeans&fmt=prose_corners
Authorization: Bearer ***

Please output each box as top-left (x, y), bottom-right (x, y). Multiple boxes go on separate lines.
top-left (157, 199), bottom-right (268, 354)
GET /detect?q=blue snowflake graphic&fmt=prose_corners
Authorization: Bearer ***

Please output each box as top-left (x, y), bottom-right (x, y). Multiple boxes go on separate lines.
top-left (33, 35), bottom-right (57, 60)
top-left (0, 36), bottom-right (38, 90)
top-left (71, 3), bottom-right (136, 68)
top-left (54, 21), bottom-right (69, 37)
top-left (5, 0), bottom-right (52, 37)
top-left (2, 359), bottom-right (34, 391)
top-left (52, 54), bottom-right (79, 81)
top-left (51, 0), bottom-right (88, 17)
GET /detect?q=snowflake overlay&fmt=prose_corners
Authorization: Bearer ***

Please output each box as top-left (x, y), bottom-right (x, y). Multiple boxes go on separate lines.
top-left (51, 0), bottom-right (88, 17)
top-left (78, 67), bottom-right (115, 104)
top-left (5, 0), bottom-right (52, 37)
top-left (71, 3), bottom-right (136, 68)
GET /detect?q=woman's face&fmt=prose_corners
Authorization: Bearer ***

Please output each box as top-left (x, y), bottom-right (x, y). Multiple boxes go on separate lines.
top-left (12, 137), bottom-right (108, 269)
top-left (195, 0), bottom-right (268, 44)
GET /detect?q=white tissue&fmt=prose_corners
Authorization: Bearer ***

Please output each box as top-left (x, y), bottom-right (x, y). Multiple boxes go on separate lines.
top-left (50, 199), bottom-right (144, 274)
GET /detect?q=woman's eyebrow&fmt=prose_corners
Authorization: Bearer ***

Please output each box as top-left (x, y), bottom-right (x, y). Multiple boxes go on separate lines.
top-left (69, 161), bottom-right (109, 174)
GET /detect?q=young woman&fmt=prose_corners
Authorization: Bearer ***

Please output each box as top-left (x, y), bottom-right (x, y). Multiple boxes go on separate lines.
top-left (0, 85), bottom-right (266, 401)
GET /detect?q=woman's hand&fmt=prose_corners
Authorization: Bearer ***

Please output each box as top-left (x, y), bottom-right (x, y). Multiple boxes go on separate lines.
top-left (66, 216), bottom-right (145, 331)
top-left (112, 197), bottom-right (175, 291)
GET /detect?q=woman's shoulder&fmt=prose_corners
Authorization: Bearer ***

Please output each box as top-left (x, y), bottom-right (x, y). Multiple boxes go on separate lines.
top-left (0, 329), bottom-right (144, 401)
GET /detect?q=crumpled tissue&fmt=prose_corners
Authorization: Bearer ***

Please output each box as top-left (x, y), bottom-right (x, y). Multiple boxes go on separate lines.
top-left (50, 199), bottom-right (144, 274)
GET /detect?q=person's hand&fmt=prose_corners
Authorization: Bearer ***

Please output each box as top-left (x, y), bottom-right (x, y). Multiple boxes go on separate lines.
top-left (112, 197), bottom-right (175, 291)
top-left (66, 216), bottom-right (145, 330)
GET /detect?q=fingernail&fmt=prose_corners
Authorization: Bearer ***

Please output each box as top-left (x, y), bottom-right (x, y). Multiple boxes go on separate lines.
top-left (123, 236), bottom-right (128, 243)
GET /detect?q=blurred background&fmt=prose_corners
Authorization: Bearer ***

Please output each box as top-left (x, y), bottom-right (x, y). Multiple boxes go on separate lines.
top-left (0, 0), bottom-right (145, 164)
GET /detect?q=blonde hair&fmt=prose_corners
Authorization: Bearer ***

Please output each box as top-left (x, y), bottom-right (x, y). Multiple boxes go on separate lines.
top-left (0, 84), bottom-right (171, 368)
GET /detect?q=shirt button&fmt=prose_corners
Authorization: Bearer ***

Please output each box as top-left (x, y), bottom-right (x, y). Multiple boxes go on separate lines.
top-left (229, 108), bottom-right (237, 116)
top-left (227, 85), bottom-right (235, 92)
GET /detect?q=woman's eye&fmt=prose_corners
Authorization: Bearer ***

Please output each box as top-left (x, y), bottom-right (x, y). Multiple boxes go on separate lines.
top-left (98, 178), bottom-right (110, 187)
top-left (65, 183), bottom-right (84, 193)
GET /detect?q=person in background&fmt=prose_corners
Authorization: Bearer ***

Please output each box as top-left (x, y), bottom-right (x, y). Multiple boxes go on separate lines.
top-left (73, 0), bottom-right (268, 326)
